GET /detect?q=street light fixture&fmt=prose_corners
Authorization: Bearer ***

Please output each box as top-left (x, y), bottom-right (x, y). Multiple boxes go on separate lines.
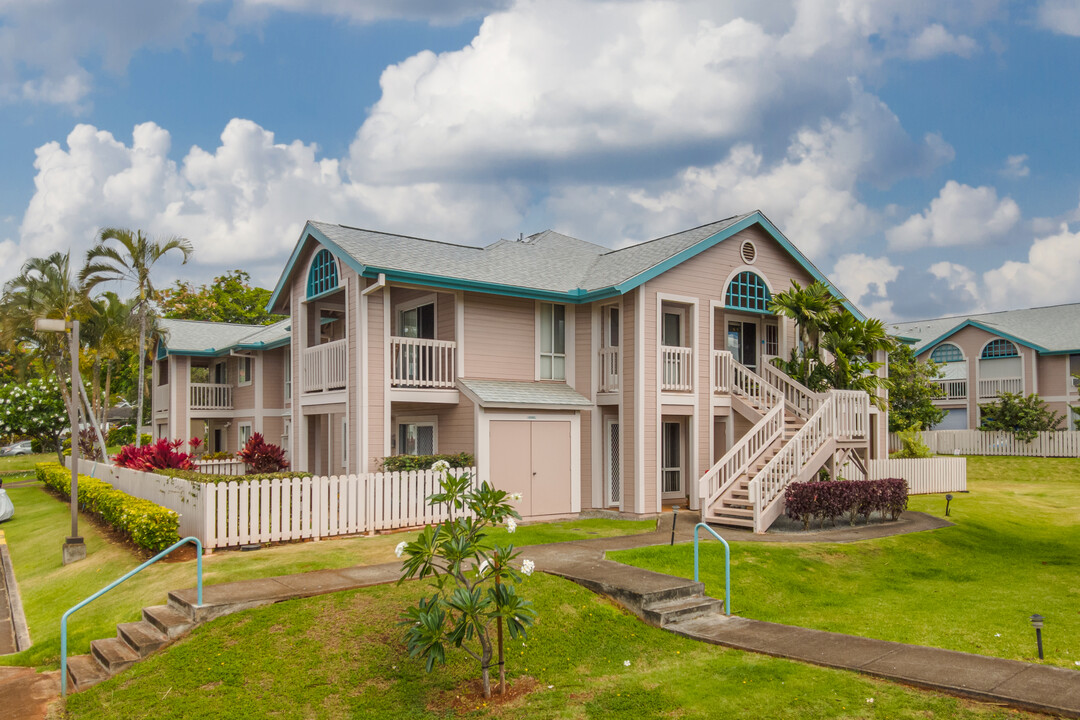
top-left (1030, 614), bottom-right (1044, 660)
top-left (945, 494), bottom-right (953, 517)
top-left (34, 317), bottom-right (86, 565)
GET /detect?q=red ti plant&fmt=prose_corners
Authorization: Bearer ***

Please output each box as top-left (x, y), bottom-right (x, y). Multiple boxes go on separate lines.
top-left (237, 432), bottom-right (289, 473)
top-left (188, 437), bottom-right (204, 455)
top-left (113, 438), bottom-right (196, 471)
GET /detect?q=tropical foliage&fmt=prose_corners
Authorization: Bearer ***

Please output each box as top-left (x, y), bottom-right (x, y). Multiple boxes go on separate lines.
top-left (892, 425), bottom-right (933, 459)
top-left (160, 269), bottom-right (282, 325)
top-left (237, 432), bottom-right (289, 473)
top-left (113, 438), bottom-right (196, 471)
top-left (0, 379), bottom-right (70, 461)
top-left (397, 463), bottom-right (536, 699)
top-left (887, 344), bottom-right (945, 432)
top-left (979, 392), bottom-right (1064, 443)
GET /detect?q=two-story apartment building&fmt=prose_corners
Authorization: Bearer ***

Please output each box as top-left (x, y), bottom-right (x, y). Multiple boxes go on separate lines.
top-left (892, 304), bottom-right (1080, 430)
top-left (153, 210), bottom-right (888, 529)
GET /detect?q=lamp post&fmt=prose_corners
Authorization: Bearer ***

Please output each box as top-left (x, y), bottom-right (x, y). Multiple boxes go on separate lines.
top-left (670, 506), bottom-right (680, 546)
top-left (945, 494), bottom-right (953, 517)
top-left (1030, 614), bottom-right (1044, 660)
top-left (34, 317), bottom-right (86, 565)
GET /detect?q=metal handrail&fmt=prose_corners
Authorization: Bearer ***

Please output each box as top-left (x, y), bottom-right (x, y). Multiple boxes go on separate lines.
top-left (693, 523), bottom-right (731, 616)
top-left (61, 536), bottom-right (203, 697)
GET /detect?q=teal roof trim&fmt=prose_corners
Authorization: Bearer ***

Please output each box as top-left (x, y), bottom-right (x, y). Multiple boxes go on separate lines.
top-left (358, 266), bottom-right (623, 303)
top-left (916, 320), bottom-right (1049, 356)
top-left (267, 223), bottom-right (369, 312)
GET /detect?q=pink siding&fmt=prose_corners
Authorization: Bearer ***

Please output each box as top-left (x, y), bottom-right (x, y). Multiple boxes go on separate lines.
top-left (464, 292), bottom-right (534, 380)
top-left (389, 396), bottom-right (476, 457)
top-left (346, 273), bottom-right (359, 473)
top-left (621, 290), bottom-right (636, 507)
top-left (366, 284), bottom-right (386, 471)
top-left (576, 306), bottom-right (593, 507)
top-left (262, 347), bottom-right (287, 409)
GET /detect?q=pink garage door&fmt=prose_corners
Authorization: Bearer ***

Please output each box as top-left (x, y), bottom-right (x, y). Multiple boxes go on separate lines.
top-left (489, 420), bottom-right (572, 518)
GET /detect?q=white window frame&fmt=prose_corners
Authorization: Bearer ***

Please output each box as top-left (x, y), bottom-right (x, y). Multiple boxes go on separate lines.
top-left (239, 422), bottom-right (253, 448)
top-left (237, 356), bottom-right (253, 386)
top-left (661, 306), bottom-right (687, 348)
top-left (284, 359), bottom-right (292, 401)
top-left (395, 415), bottom-right (438, 456)
top-left (395, 293), bottom-right (439, 338)
top-left (536, 302), bottom-right (570, 381)
top-left (282, 418), bottom-right (291, 459)
top-left (213, 360), bottom-right (228, 385)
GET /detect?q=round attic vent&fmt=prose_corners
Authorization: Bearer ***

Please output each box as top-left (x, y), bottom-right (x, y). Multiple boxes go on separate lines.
top-left (740, 240), bottom-right (757, 264)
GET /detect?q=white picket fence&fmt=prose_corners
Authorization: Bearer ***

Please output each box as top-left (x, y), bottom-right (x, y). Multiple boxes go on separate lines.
top-left (867, 457), bottom-right (967, 495)
top-left (77, 460), bottom-right (480, 550)
top-left (889, 430), bottom-right (1080, 458)
top-left (193, 459), bottom-right (247, 476)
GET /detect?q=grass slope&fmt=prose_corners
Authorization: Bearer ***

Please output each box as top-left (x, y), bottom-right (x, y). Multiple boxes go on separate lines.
top-left (0, 475), bottom-right (652, 668)
top-left (64, 574), bottom-right (1037, 720)
top-left (614, 457), bottom-right (1080, 667)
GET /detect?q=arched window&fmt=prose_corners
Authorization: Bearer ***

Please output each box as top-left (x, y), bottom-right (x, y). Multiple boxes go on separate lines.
top-left (306, 249), bottom-right (339, 299)
top-left (725, 271), bottom-right (771, 312)
top-left (981, 339), bottom-right (1018, 359)
top-left (929, 344), bottom-right (963, 363)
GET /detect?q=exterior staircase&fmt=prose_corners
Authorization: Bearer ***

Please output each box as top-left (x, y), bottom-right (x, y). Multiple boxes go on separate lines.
top-left (700, 355), bottom-right (870, 533)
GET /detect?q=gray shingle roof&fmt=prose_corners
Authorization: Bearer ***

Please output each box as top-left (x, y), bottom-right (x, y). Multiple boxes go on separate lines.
top-left (457, 379), bottom-right (593, 408)
top-left (891, 303), bottom-right (1080, 354)
top-left (159, 318), bottom-right (290, 355)
top-left (309, 213), bottom-right (751, 295)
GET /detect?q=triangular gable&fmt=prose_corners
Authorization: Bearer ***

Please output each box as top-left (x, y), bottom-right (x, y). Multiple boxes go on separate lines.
top-left (914, 319), bottom-right (1048, 356)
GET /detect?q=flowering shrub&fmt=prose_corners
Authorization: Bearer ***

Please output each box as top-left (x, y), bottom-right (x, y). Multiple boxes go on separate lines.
top-left (784, 478), bottom-right (908, 530)
top-left (397, 462), bottom-right (536, 699)
top-left (379, 453), bottom-right (474, 472)
top-left (237, 432), bottom-right (289, 473)
top-left (36, 462), bottom-right (180, 551)
top-left (155, 468), bottom-right (307, 484)
top-left (113, 438), bottom-right (195, 471)
top-left (0, 379), bottom-right (69, 457)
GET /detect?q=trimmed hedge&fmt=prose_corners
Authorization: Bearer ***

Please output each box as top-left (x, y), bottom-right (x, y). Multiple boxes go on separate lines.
top-left (36, 462), bottom-right (180, 551)
top-left (784, 478), bottom-right (908, 530)
top-left (379, 453), bottom-right (475, 473)
top-left (155, 468), bottom-right (312, 485)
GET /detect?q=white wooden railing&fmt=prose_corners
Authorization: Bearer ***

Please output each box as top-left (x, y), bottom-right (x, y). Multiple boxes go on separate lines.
top-left (303, 339), bottom-right (348, 393)
top-left (194, 458), bottom-right (247, 475)
top-left (712, 350), bottom-right (732, 393)
top-left (890, 429), bottom-right (1080, 458)
top-left (153, 383), bottom-right (170, 412)
top-left (661, 345), bottom-right (693, 391)
top-left (390, 337), bottom-right (457, 389)
top-left (730, 356), bottom-right (784, 407)
top-left (832, 389), bottom-right (870, 439)
top-left (759, 360), bottom-right (823, 419)
top-left (931, 378), bottom-right (967, 400)
top-left (598, 347), bottom-right (620, 393)
top-left (868, 458), bottom-right (967, 494)
top-left (190, 383), bottom-right (233, 410)
top-left (977, 377), bottom-right (1023, 399)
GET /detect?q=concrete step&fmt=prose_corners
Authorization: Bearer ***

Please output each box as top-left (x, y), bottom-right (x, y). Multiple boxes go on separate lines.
top-left (636, 580), bottom-right (706, 608)
top-left (642, 595), bottom-right (724, 628)
top-left (143, 604), bottom-right (195, 639)
top-left (66, 654), bottom-right (109, 692)
top-left (704, 514), bottom-right (754, 528)
top-left (90, 637), bottom-right (139, 675)
top-left (117, 621), bottom-right (168, 658)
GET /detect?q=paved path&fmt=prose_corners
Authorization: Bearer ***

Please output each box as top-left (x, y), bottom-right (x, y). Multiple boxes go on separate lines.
top-left (0, 668), bottom-right (58, 720)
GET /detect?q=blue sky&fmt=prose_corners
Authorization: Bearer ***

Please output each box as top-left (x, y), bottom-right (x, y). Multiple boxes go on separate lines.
top-left (2, 0), bottom-right (1080, 322)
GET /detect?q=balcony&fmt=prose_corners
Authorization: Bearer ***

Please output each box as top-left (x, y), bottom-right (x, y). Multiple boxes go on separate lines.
top-left (190, 383), bottom-right (233, 410)
top-left (153, 383), bottom-right (169, 413)
top-left (390, 336), bottom-right (457, 389)
top-left (931, 378), bottom-right (967, 401)
top-left (661, 345), bottom-right (693, 392)
top-left (978, 377), bottom-right (1023, 400)
top-left (598, 346), bottom-right (619, 393)
top-left (712, 350), bottom-right (732, 393)
top-left (303, 339), bottom-right (348, 393)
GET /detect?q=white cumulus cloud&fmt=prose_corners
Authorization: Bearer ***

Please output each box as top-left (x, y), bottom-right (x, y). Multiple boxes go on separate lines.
top-left (1036, 0), bottom-right (1080, 37)
top-left (886, 181), bottom-right (1021, 250)
top-left (1000, 154), bottom-right (1030, 179)
top-left (831, 254), bottom-right (902, 320)
top-left (905, 24), bottom-right (978, 59)
top-left (982, 224), bottom-right (1080, 308)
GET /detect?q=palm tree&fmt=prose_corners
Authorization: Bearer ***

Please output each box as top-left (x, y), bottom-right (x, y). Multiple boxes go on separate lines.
top-left (819, 315), bottom-right (895, 408)
top-left (83, 292), bottom-right (138, 429)
top-left (768, 281), bottom-right (845, 357)
top-left (80, 228), bottom-right (193, 447)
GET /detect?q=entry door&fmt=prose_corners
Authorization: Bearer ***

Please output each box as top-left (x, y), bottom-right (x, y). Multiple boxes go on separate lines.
top-left (662, 421), bottom-right (684, 498)
top-left (400, 303), bottom-right (436, 383)
top-left (605, 418), bottom-right (620, 506)
top-left (727, 320), bottom-right (758, 371)
top-left (489, 419), bottom-right (573, 517)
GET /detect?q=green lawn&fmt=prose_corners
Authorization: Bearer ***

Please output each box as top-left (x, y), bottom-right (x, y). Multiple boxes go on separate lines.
top-left (0, 475), bottom-right (653, 668)
top-left (613, 457), bottom-right (1080, 668)
top-left (0, 451), bottom-right (63, 474)
top-left (64, 573), bottom-right (1036, 720)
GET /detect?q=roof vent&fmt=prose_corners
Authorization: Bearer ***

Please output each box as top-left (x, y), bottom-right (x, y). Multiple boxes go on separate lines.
top-left (740, 240), bottom-right (757, 264)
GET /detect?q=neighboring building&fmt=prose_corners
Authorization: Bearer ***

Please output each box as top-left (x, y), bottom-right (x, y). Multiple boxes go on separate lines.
top-left (153, 210), bottom-right (887, 530)
top-left (892, 304), bottom-right (1080, 430)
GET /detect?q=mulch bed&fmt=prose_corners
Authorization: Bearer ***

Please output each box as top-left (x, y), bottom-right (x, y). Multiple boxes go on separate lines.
top-left (432, 675), bottom-right (539, 713)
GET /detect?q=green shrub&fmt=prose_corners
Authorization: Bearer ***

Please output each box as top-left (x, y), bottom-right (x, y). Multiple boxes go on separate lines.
top-left (379, 452), bottom-right (474, 472)
top-left (201, 451), bottom-right (234, 460)
top-left (154, 468), bottom-right (310, 484)
top-left (35, 462), bottom-right (180, 551)
top-left (893, 425), bottom-right (932, 459)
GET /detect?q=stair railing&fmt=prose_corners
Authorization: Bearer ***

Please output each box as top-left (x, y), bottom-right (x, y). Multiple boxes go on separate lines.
top-left (693, 523), bottom-right (731, 615)
top-left (698, 359), bottom-right (784, 508)
top-left (758, 359), bottom-right (823, 419)
top-left (61, 536), bottom-right (203, 697)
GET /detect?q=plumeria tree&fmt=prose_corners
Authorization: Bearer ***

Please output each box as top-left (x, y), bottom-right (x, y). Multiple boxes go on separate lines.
top-left (0, 379), bottom-right (70, 462)
top-left (396, 461), bottom-right (537, 699)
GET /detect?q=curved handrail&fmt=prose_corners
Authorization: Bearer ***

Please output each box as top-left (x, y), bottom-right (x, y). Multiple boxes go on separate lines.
top-left (61, 536), bottom-right (203, 697)
top-left (693, 523), bottom-right (731, 616)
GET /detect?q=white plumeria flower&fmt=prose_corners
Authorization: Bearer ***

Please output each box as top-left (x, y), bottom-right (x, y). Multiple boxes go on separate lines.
top-left (395, 541), bottom-right (407, 558)
top-left (623, 660), bottom-right (631, 667)
top-left (509, 492), bottom-right (523, 502)
top-left (994, 633), bottom-right (1001, 637)
top-left (506, 517), bottom-right (517, 534)
top-left (521, 559), bottom-right (535, 576)
top-left (432, 459), bottom-right (451, 474)
top-left (866, 698), bottom-right (874, 704)
top-left (477, 559), bottom-right (489, 575)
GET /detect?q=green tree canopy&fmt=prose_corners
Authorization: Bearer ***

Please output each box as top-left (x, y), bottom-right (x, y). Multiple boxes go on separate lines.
top-left (0, 379), bottom-right (70, 462)
top-left (980, 392), bottom-right (1064, 443)
top-left (887, 344), bottom-right (945, 432)
top-left (159, 270), bottom-right (282, 326)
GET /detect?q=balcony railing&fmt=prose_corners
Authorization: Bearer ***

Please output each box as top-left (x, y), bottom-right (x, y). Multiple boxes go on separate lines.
top-left (931, 378), bottom-right (968, 400)
top-left (190, 383), bottom-right (233, 410)
top-left (153, 383), bottom-right (169, 412)
top-left (661, 345), bottom-right (693, 392)
top-left (712, 350), bottom-right (732, 393)
top-left (390, 337), bottom-right (456, 389)
top-left (598, 346), bottom-right (619, 393)
top-left (978, 376), bottom-right (1023, 400)
top-left (303, 339), bottom-right (348, 393)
